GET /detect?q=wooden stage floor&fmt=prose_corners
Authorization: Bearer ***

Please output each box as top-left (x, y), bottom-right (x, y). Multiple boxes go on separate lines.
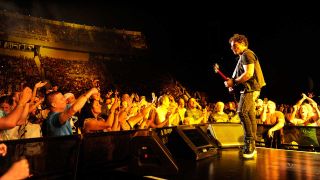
top-left (138, 147), bottom-right (320, 180)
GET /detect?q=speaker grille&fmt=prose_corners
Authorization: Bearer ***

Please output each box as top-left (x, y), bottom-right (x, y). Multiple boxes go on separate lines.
top-left (208, 123), bottom-right (244, 148)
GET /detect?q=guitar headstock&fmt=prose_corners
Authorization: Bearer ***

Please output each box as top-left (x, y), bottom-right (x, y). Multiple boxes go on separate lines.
top-left (213, 63), bottom-right (219, 73)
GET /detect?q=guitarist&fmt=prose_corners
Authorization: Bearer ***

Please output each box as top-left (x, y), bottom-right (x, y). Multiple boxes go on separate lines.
top-left (224, 34), bottom-right (266, 159)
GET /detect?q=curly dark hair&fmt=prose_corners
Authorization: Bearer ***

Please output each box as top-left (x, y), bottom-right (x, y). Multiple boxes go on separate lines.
top-left (229, 33), bottom-right (249, 47)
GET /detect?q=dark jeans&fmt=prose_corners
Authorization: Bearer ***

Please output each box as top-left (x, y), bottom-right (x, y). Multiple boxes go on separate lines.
top-left (237, 91), bottom-right (260, 140)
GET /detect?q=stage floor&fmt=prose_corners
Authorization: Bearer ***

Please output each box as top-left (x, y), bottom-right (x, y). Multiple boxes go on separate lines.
top-left (140, 147), bottom-right (320, 180)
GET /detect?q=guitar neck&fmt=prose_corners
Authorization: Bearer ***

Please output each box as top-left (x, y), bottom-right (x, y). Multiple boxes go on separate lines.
top-left (216, 69), bottom-right (228, 81)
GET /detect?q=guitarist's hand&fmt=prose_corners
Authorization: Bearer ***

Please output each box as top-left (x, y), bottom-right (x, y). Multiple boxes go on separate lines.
top-left (213, 63), bottom-right (236, 94)
top-left (224, 78), bottom-right (235, 93)
top-left (224, 78), bottom-right (234, 88)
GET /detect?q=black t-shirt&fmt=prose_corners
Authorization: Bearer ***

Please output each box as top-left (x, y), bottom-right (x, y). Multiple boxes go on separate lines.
top-left (235, 49), bottom-right (265, 92)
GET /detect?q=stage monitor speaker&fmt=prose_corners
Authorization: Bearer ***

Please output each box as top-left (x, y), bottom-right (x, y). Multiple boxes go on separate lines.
top-left (129, 130), bottom-right (179, 176)
top-left (159, 125), bottom-right (218, 161)
top-left (207, 123), bottom-right (244, 148)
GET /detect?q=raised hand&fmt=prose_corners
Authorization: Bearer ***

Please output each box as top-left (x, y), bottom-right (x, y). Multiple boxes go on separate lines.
top-left (35, 81), bottom-right (48, 89)
top-left (19, 87), bottom-right (32, 105)
top-left (89, 88), bottom-right (100, 96)
top-left (0, 143), bottom-right (7, 156)
top-left (301, 93), bottom-right (307, 99)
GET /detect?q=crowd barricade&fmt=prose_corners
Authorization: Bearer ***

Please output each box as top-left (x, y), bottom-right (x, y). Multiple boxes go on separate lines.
top-left (1, 124), bottom-right (320, 179)
top-left (0, 129), bottom-right (177, 179)
top-left (77, 130), bottom-right (137, 179)
top-left (0, 135), bottom-right (81, 179)
top-left (256, 124), bottom-right (320, 151)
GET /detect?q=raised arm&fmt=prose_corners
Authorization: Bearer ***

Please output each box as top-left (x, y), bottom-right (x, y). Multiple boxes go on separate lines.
top-left (31, 81), bottom-right (47, 102)
top-left (59, 88), bottom-right (99, 125)
top-left (287, 94), bottom-right (307, 121)
top-left (16, 102), bottom-right (30, 126)
top-left (105, 97), bottom-right (120, 129)
top-left (303, 94), bottom-right (320, 121)
top-left (0, 87), bottom-right (32, 129)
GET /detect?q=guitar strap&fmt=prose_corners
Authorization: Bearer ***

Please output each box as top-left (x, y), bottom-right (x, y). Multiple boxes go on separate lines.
top-left (232, 57), bottom-right (242, 79)
top-left (231, 57), bottom-right (243, 104)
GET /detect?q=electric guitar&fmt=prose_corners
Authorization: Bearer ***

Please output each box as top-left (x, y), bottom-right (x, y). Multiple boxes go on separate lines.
top-left (213, 63), bottom-right (238, 102)
top-left (213, 63), bottom-right (234, 92)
